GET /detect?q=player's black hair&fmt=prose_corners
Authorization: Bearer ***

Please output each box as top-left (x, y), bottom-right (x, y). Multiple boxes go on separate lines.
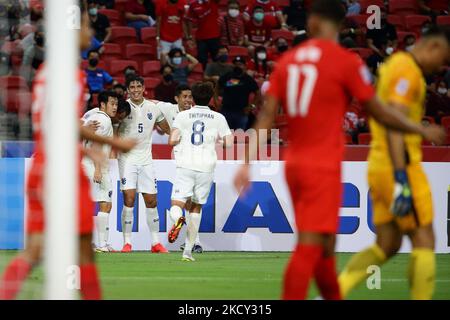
top-left (126, 75), bottom-right (145, 88)
top-left (168, 47), bottom-right (184, 58)
top-left (191, 82), bottom-right (214, 106)
top-left (422, 25), bottom-right (450, 45)
top-left (175, 84), bottom-right (191, 97)
top-left (228, 0), bottom-right (239, 6)
top-left (98, 90), bottom-right (118, 106)
top-left (310, 0), bottom-right (346, 26)
top-left (117, 98), bottom-right (131, 117)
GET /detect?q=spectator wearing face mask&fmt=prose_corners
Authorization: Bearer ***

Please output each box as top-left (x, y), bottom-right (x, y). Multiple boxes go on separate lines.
top-left (404, 34), bottom-right (416, 52)
top-left (219, 0), bottom-right (245, 46)
top-left (247, 46), bottom-right (271, 80)
top-left (271, 37), bottom-right (289, 61)
top-left (161, 47), bottom-right (198, 85)
top-left (218, 56), bottom-right (260, 130)
top-left (21, 26), bottom-right (45, 84)
top-left (244, 6), bottom-right (272, 53)
top-left (155, 64), bottom-right (179, 103)
top-left (155, 0), bottom-right (190, 58)
top-left (366, 9), bottom-right (397, 58)
top-left (243, 0), bottom-right (288, 30)
top-left (88, 0), bottom-right (112, 43)
top-left (204, 45), bottom-right (234, 83)
top-left (283, 0), bottom-right (306, 31)
top-left (85, 50), bottom-right (115, 93)
top-left (426, 80), bottom-right (450, 123)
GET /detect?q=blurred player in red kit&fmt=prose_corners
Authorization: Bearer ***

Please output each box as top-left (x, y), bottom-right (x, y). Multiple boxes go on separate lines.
top-left (0, 3), bottom-right (135, 300)
top-left (234, 0), bottom-right (445, 300)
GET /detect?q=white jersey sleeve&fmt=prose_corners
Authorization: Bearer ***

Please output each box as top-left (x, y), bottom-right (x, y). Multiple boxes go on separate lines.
top-left (217, 113), bottom-right (232, 138)
top-left (81, 107), bottom-right (100, 124)
top-left (157, 102), bottom-right (179, 129)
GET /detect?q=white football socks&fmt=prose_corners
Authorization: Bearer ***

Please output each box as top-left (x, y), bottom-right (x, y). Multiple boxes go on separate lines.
top-left (96, 211), bottom-right (110, 248)
top-left (185, 210), bottom-right (201, 245)
top-left (184, 212), bottom-right (201, 255)
top-left (121, 205), bottom-right (134, 245)
top-left (169, 205), bottom-right (183, 224)
top-left (146, 207), bottom-right (160, 246)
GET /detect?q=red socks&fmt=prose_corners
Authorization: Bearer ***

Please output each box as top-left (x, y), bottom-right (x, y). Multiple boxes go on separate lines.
top-left (314, 256), bottom-right (341, 300)
top-left (283, 244), bottom-right (323, 300)
top-left (0, 257), bottom-right (32, 300)
top-left (80, 264), bottom-right (102, 300)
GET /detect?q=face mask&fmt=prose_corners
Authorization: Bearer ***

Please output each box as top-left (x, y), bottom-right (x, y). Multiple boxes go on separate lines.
top-left (172, 57), bottom-right (182, 65)
top-left (405, 45), bottom-right (414, 52)
top-left (125, 69), bottom-right (135, 76)
top-left (438, 87), bottom-right (448, 95)
top-left (228, 9), bottom-right (239, 18)
top-left (163, 74), bottom-right (173, 82)
top-left (253, 12), bottom-right (264, 22)
top-left (35, 35), bottom-right (44, 46)
top-left (218, 54), bottom-right (228, 63)
top-left (277, 44), bottom-right (288, 53)
top-left (257, 52), bottom-right (267, 60)
top-left (385, 47), bottom-right (394, 55)
top-left (89, 58), bottom-right (99, 67)
top-left (89, 8), bottom-right (98, 16)
top-left (422, 27), bottom-right (429, 34)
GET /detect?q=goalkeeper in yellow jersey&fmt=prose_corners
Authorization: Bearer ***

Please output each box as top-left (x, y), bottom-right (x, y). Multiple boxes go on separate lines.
top-left (339, 26), bottom-right (450, 300)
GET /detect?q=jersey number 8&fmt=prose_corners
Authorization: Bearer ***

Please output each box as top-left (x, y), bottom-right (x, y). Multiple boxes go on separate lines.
top-left (191, 120), bottom-right (205, 146)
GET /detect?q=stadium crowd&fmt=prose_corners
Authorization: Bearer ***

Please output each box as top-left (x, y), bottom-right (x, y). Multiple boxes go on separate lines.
top-left (0, 0), bottom-right (449, 144)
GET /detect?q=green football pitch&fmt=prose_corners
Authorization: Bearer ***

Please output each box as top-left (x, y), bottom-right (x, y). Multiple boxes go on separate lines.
top-left (1, 251), bottom-right (449, 300)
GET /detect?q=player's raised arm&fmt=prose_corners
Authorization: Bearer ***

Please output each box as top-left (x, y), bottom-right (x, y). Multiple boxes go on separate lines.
top-left (156, 118), bottom-right (171, 135)
top-left (169, 128), bottom-right (181, 146)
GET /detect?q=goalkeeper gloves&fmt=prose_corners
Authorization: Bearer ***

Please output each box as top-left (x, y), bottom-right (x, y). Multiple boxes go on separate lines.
top-left (390, 170), bottom-right (412, 217)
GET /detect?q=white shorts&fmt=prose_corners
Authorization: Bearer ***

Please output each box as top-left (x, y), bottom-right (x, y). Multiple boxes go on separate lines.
top-left (82, 163), bottom-right (113, 203)
top-left (118, 160), bottom-right (157, 194)
top-left (171, 167), bottom-right (214, 205)
top-left (158, 39), bottom-right (184, 58)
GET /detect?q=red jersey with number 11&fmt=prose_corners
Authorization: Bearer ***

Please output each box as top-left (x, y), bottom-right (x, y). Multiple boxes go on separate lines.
top-left (266, 39), bottom-right (375, 171)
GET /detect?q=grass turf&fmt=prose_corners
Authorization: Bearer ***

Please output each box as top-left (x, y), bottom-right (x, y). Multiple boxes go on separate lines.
top-left (0, 251), bottom-right (449, 299)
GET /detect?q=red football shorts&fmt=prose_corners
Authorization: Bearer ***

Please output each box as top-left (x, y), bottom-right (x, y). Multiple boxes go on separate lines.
top-left (26, 158), bottom-right (94, 235)
top-left (285, 162), bottom-right (341, 234)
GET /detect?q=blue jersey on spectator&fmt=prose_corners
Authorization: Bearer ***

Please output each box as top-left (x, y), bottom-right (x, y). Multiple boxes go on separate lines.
top-left (85, 68), bottom-right (113, 93)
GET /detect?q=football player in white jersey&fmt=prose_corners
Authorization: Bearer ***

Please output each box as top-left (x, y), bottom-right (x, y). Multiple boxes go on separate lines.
top-left (157, 85), bottom-right (205, 253)
top-left (81, 91), bottom-right (118, 252)
top-left (168, 82), bottom-right (233, 261)
top-left (118, 75), bottom-right (171, 253)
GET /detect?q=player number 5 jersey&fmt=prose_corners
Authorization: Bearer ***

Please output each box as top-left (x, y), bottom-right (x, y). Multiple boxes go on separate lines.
top-left (172, 105), bottom-right (231, 173)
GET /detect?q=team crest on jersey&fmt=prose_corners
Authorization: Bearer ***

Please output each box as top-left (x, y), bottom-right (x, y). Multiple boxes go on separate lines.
top-left (121, 178), bottom-right (126, 185)
top-left (108, 190), bottom-right (112, 198)
top-left (147, 112), bottom-right (153, 120)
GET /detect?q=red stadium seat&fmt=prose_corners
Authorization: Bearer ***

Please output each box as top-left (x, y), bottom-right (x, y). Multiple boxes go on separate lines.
top-left (101, 43), bottom-right (123, 62)
top-left (387, 15), bottom-right (405, 31)
top-left (125, 44), bottom-right (156, 67)
top-left (360, 0), bottom-right (386, 13)
top-left (0, 76), bottom-right (28, 91)
top-left (349, 14), bottom-right (369, 28)
top-left (141, 27), bottom-right (157, 46)
top-left (109, 60), bottom-right (139, 76)
top-left (190, 63), bottom-right (204, 81)
top-left (110, 27), bottom-right (138, 50)
top-left (114, 76), bottom-right (126, 85)
top-left (350, 48), bottom-right (373, 60)
top-left (271, 29), bottom-right (295, 43)
top-left (345, 133), bottom-right (353, 145)
top-left (436, 16), bottom-right (450, 26)
top-left (228, 46), bottom-right (249, 59)
top-left (142, 60), bottom-right (162, 77)
top-left (389, 0), bottom-right (419, 16)
top-left (98, 9), bottom-right (123, 26)
top-left (143, 77), bottom-right (161, 89)
top-left (404, 15), bottom-right (431, 36)
top-left (277, 0), bottom-right (290, 8)
top-left (441, 116), bottom-right (450, 129)
top-left (358, 132), bottom-right (372, 145)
